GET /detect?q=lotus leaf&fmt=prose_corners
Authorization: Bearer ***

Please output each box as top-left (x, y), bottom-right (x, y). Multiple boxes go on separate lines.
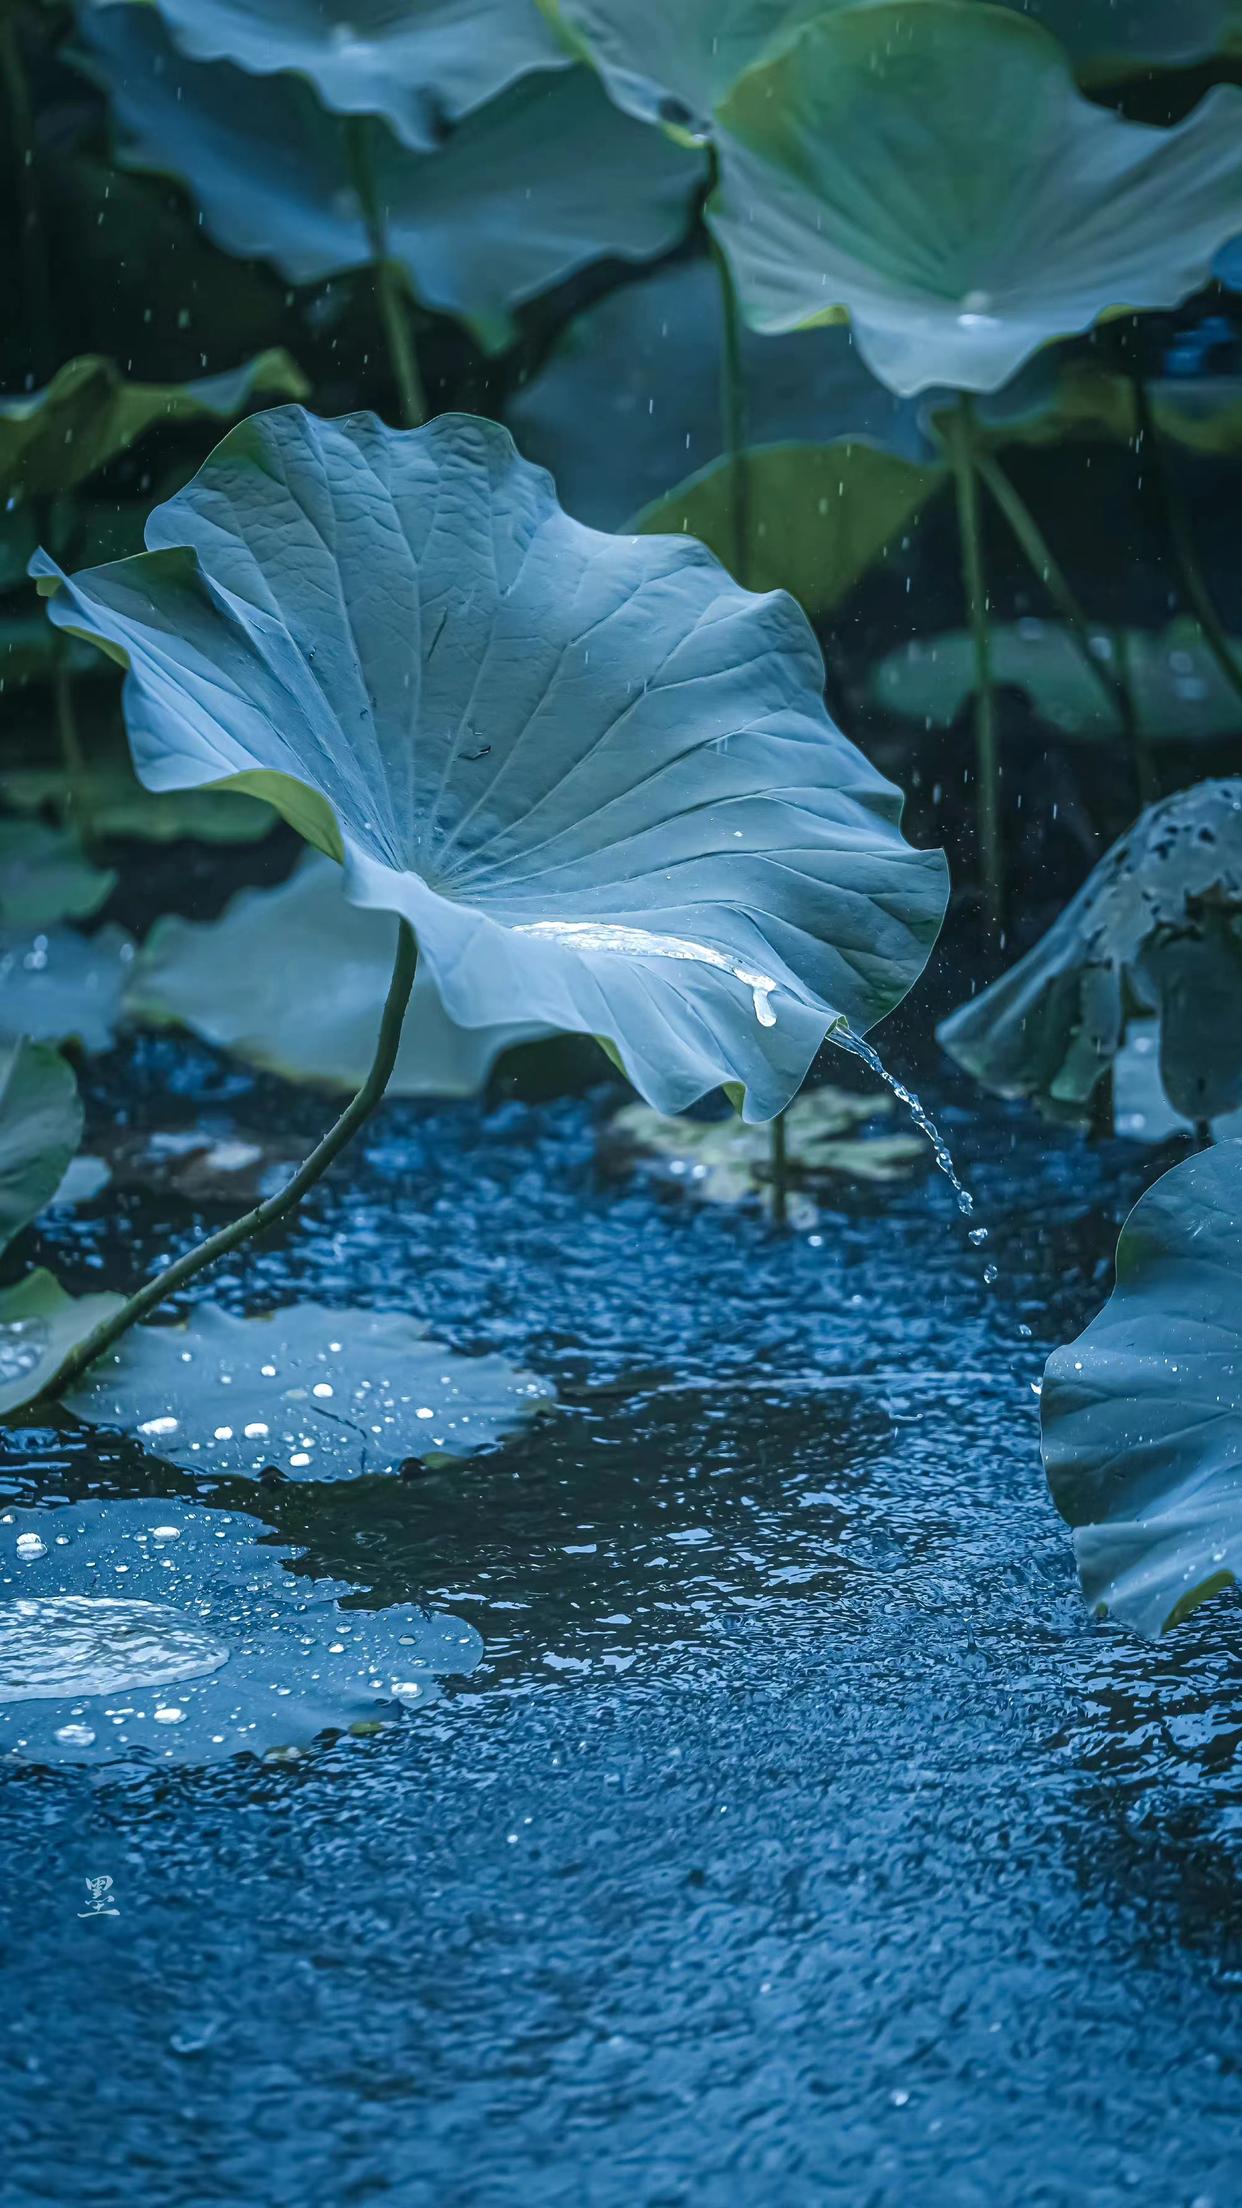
top-left (608, 1087), bottom-right (925, 1222)
top-left (0, 760), bottom-right (275, 845)
top-left (66, 1301), bottom-right (553, 1479)
top-left (637, 441), bottom-right (944, 617)
top-left (507, 259), bottom-right (934, 532)
top-left (80, 8), bottom-right (701, 348)
top-left (949, 364), bottom-right (1242, 461)
top-left (545, 0), bottom-right (1231, 132)
top-left (938, 779), bottom-right (1242, 1125)
top-left (128, 852), bottom-right (548, 1098)
top-left (0, 1496), bottom-right (482, 1763)
top-left (36, 405), bottom-right (946, 1120)
top-left (1042, 1141), bottom-right (1242, 1637)
top-left (0, 1042), bottom-right (83, 1255)
top-left (0, 1272), bottom-right (124, 1418)
top-left (0, 350), bottom-right (308, 499)
top-left (873, 620), bottom-right (1242, 745)
top-left (0, 820), bottom-right (115, 928)
top-left (0, 925), bottom-right (135, 1055)
top-left (709, 2), bottom-right (1242, 396)
top-left (98, 0), bottom-right (568, 149)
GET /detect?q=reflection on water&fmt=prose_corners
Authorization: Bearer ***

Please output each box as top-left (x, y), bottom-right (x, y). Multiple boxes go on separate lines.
top-left (0, 1042), bottom-right (1239, 2206)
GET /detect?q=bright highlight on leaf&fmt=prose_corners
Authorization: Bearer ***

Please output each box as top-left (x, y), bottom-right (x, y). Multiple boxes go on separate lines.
top-left (709, 0), bottom-right (1242, 395)
top-left (1042, 1140), bottom-right (1242, 1638)
top-left (36, 404), bottom-right (945, 1122)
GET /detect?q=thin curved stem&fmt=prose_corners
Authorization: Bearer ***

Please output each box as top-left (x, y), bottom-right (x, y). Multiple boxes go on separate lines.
top-left (1131, 371), bottom-right (1242, 715)
top-left (944, 394), bottom-right (1002, 929)
top-left (346, 117), bottom-right (426, 428)
top-left (974, 448), bottom-right (1156, 808)
top-left (41, 918), bottom-right (419, 1401)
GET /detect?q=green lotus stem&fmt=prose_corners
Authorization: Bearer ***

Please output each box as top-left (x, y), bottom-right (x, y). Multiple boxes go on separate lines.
top-left (945, 395), bottom-right (1002, 929)
top-left (0, 1), bottom-right (54, 381)
top-left (1130, 372), bottom-right (1242, 717)
top-left (974, 448), bottom-right (1155, 807)
top-left (52, 635), bottom-right (96, 847)
top-left (345, 117), bottom-right (426, 429)
top-left (706, 148), bottom-right (750, 584)
top-left (768, 1106), bottom-right (789, 1229)
top-left (39, 918), bottom-right (419, 1402)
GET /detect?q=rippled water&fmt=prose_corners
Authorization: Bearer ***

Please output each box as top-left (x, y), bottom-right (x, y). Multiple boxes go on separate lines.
top-left (0, 1032), bottom-right (1239, 2207)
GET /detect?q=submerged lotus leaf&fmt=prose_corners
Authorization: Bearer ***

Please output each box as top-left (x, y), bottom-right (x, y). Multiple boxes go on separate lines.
top-left (608, 1087), bottom-right (925, 1220)
top-left (637, 441), bottom-right (944, 617)
top-left (874, 620), bottom-right (1242, 745)
top-left (0, 350), bottom-right (308, 499)
top-left (0, 1272), bottom-right (123, 1419)
top-left (0, 1043), bottom-right (83, 1255)
top-left (709, 2), bottom-right (1242, 397)
top-left (0, 820), bottom-right (115, 928)
top-left (545, 0), bottom-right (1230, 131)
top-left (81, 9), bottom-right (700, 347)
top-left (939, 779), bottom-right (1242, 1126)
top-left (507, 259), bottom-right (934, 532)
top-left (37, 405), bottom-right (946, 1121)
top-left (106, 0), bottom-right (568, 149)
top-left (0, 925), bottom-right (134, 1055)
top-left (128, 852), bottom-right (548, 1098)
top-left (1042, 1141), bottom-right (1242, 1638)
top-left (65, 1302), bottom-right (553, 1479)
top-left (0, 1497), bottom-right (482, 1763)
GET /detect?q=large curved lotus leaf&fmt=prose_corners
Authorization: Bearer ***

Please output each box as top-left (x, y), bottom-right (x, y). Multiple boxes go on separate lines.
top-left (874, 620), bottom-right (1242, 745)
top-left (36, 406), bottom-right (946, 1121)
top-left (96, 0), bottom-right (568, 150)
top-left (0, 821), bottom-right (115, 928)
top-left (65, 1302), bottom-right (553, 1478)
top-left (80, 9), bottom-right (701, 348)
top-left (507, 259), bottom-right (935, 532)
top-left (0, 1496), bottom-right (482, 1764)
top-left (939, 780), bottom-right (1242, 1126)
top-left (637, 441), bottom-right (944, 617)
top-left (0, 1043), bottom-right (83, 1256)
top-left (1042, 1141), bottom-right (1242, 1638)
top-left (128, 852), bottom-right (549, 1097)
top-left (709, 2), bottom-right (1242, 398)
top-left (545, 0), bottom-right (1231, 131)
top-left (0, 1272), bottom-right (123, 1419)
top-left (0, 350), bottom-right (308, 500)
top-left (0, 926), bottom-right (134, 1055)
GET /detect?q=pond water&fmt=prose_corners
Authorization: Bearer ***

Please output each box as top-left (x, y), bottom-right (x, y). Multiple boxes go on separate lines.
top-left (1, 1031), bottom-right (1239, 2208)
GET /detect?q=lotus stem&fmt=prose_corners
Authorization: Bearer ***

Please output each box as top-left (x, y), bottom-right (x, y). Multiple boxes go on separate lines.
top-left (52, 633), bottom-right (96, 847)
top-left (346, 117), bottom-right (426, 429)
top-left (768, 1106), bottom-right (789, 1229)
top-left (974, 448), bottom-right (1155, 807)
top-left (945, 394), bottom-right (1002, 930)
top-left (1130, 371), bottom-right (1242, 717)
top-left (38, 918), bottom-right (419, 1403)
top-left (0, 1), bottom-right (54, 382)
top-left (706, 147), bottom-right (750, 584)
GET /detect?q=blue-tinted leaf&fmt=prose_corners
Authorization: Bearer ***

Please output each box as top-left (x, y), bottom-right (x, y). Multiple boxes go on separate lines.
top-left (0, 926), bottom-right (135, 1055)
top-left (0, 1043), bottom-right (83, 1256)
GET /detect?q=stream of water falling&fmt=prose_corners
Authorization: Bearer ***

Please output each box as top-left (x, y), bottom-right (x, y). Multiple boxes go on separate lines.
top-left (832, 1023), bottom-right (978, 1220)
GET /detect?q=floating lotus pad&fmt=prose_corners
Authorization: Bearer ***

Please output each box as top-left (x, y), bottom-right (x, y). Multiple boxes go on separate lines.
top-left (127, 853), bottom-right (548, 1097)
top-left (508, 259), bottom-right (934, 532)
top-left (0, 820), bottom-right (115, 929)
top-left (0, 1496), bottom-right (482, 1763)
top-left (0, 925), bottom-right (134, 1055)
top-left (37, 405), bottom-right (946, 1121)
top-left (0, 350), bottom-right (307, 498)
top-left (709, 2), bottom-right (1242, 396)
top-left (65, 1301), bottom-right (553, 1479)
top-left (637, 440), bottom-right (944, 615)
top-left (545, 0), bottom-right (1232, 132)
top-left (80, 8), bottom-right (701, 346)
top-left (117, 0), bottom-right (569, 148)
top-left (608, 1087), bottom-right (925, 1220)
top-left (1042, 1141), bottom-right (1242, 1638)
top-left (873, 621), bottom-right (1242, 744)
top-left (938, 779), bottom-right (1242, 1125)
top-left (0, 1272), bottom-right (123, 1418)
top-left (0, 1043), bottom-right (83, 1255)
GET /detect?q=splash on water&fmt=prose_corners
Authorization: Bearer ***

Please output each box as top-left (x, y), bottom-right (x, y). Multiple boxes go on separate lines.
top-left (0, 1596), bottom-right (230, 1704)
top-left (832, 1023), bottom-right (976, 1218)
top-left (514, 920), bottom-right (780, 1027)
